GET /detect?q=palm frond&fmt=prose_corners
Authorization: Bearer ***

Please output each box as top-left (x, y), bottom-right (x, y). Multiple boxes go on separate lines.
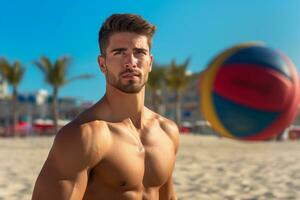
top-left (0, 59), bottom-right (25, 86)
top-left (165, 58), bottom-right (191, 92)
top-left (147, 63), bottom-right (166, 90)
top-left (33, 56), bottom-right (52, 75)
top-left (0, 58), bottom-right (11, 77)
top-left (51, 56), bottom-right (72, 86)
top-left (12, 61), bottom-right (25, 85)
top-left (55, 56), bottom-right (71, 74)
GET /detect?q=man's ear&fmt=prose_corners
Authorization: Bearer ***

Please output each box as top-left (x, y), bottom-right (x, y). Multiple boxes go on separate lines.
top-left (98, 55), bottom-right (106, 73)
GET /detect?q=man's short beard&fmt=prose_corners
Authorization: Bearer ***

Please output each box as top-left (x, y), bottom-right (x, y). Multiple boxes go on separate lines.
top-left (106, 70), bottom-right (147, 93)
top-left (116, 80), bottom-right (146, 93)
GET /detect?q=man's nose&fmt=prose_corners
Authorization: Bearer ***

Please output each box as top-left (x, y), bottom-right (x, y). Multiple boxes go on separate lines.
top-left (124, 53), bottom-right (138, 68)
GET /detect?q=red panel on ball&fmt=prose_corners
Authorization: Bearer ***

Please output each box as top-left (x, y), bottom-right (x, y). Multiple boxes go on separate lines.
top-left (244, 54), bottom-right (300, 140)
top-left (214, 64), bottom-right (293, 112)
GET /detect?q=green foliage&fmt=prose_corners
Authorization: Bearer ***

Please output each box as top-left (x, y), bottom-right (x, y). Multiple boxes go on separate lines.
top-left (165, 58), bottom-right (191, 92)
top-left (0, 58), bottom-right (25, 135)
top-left (0, 58), bottom-right (25, 87)
top-left (147, 63), bottom-right (166, 90)
top-left (34, 56), bottom-right (95, 88)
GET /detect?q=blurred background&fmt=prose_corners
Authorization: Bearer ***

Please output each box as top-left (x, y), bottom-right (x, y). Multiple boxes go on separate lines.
top-left (1, 0), bottom-right (300, 139)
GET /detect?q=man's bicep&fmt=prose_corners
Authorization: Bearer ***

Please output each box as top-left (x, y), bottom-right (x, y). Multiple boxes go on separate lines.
top-left (32, 126), bottom-right (91, 200)
top-left (32, 166), bottom-right (88, 200)
top-left (32, 145), bottom-right (89, 200)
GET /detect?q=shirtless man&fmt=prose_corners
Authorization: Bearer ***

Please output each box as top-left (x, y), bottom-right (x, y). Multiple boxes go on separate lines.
top-left (32, 14), bottom-right (180, 200)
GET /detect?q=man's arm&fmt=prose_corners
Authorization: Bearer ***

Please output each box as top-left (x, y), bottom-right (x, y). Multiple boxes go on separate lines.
top-left (159, 118), bottom-right (180, 200)
top-left (32, 122), bottom-right (108, 200)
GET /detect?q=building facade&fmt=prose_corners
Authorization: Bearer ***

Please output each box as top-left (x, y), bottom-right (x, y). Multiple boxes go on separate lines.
top-left (0, 89), bottom-right (88, 129)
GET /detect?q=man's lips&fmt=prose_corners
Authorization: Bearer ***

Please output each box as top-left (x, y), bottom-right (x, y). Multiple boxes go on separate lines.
top-left (121, 72), bottom-right (141, 78)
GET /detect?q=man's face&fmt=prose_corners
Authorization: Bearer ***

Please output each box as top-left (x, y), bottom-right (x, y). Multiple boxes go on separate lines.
top-left (99, 32), bottom-right (153, 93)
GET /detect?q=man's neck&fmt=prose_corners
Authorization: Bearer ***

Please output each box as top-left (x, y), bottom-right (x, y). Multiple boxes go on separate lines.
top-left (103, 84), bottom-right (145, 129)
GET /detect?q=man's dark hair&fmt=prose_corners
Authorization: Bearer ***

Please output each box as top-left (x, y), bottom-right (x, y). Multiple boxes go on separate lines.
top-left (98, 14), bottom-right (156, 56)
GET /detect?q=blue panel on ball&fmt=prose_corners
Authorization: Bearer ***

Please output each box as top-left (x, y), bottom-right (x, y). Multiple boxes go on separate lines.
top-left (213, 93), bottom-right (280, 137)
top-left (223, 46), bottom-right (291, 79)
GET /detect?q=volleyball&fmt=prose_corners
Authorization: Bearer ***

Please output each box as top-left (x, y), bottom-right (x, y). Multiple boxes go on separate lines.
top-left (200, 43), bottom-right (299, 140)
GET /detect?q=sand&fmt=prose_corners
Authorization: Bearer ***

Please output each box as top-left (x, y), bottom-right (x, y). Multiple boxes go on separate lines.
top-left (0, 134), bottom-right (300, 200)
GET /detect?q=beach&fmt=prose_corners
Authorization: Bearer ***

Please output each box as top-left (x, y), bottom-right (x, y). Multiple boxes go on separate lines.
top-left (0, 134), bottom-right (300, 200)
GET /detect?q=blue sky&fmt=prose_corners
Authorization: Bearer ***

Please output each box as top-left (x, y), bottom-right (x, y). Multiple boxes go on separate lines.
top-left (1, 0), bottom-right (300, 103)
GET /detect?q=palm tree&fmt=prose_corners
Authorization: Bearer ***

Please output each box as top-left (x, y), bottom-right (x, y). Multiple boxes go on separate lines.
top-left (165, 58), bottom-right (191, 126)
top-left (34, 56), bottom-right (93, 133)
top-left (147, 64), bottom-right (165, 113)
top-left (0, 58), bottom-right (25, 136)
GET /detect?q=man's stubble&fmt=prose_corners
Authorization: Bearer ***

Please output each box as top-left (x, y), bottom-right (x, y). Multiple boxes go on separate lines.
top-left (105, 69), bottom-right (148, 94)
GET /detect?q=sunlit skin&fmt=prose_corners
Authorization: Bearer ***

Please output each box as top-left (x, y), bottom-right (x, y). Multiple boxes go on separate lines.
top-left (32, 32), bottom-right (180, 200)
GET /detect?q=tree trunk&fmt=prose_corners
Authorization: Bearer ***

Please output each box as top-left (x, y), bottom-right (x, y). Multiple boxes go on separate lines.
top-left (174, 90), bottom-right (181, 126)
top-left (12, 86), bottom-right (18, 136)
top-left (52, 86), bottom-right (59, 134)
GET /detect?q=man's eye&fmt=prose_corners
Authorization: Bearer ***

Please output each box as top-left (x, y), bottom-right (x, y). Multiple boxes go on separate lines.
top-left (136, 50), bottom-right (147, 55)
top-left (113, 51), bottom-right (122, 55)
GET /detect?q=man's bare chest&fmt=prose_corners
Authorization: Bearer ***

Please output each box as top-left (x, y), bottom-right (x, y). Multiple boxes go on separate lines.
top-left (88, 126), bottom-right (176, 190)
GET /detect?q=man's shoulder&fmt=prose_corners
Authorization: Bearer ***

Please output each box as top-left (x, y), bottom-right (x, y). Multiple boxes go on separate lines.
top-left (157, 116), bottom-right (178, 134)
top-left (158, 116), bottom-right (180, 154)
top-left (146, 108), bottom-right (178, 134)
top-left (146, 109), bottom-right (180, 153)
top-left (58, 119), bottom-right (110, 141)
top-left (53, 120), bottom-right (111, 167)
